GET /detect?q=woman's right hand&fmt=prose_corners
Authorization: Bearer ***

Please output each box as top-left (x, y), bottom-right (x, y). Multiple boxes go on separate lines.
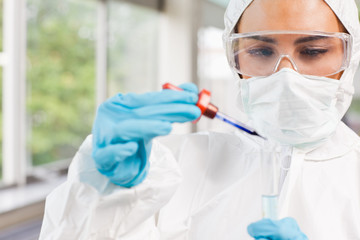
top-left (91, 83), bottom-right (201, 188)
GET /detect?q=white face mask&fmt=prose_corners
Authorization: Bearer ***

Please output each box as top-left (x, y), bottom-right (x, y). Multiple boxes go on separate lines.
top-left (240, 68), bottom-right (341, 148)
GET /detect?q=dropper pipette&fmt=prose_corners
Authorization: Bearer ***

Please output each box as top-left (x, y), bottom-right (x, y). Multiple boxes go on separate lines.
top-left (215, 112), bottom-right (264, 138)
top-left (162, 83), bottom-right (265, 139)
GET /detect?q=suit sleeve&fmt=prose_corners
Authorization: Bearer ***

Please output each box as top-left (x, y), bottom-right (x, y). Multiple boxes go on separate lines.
top-left (39, 135), bottom-right (182, 240)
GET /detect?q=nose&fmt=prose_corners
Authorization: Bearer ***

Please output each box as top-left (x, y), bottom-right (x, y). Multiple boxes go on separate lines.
top-left (274, 55), bottom-right (298, 72)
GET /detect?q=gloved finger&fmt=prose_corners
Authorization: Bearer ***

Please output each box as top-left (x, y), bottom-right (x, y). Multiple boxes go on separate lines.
top-left (92, 142), bottom-right (139, 173)
top-left (109, 147), bottom-right (150, 187)
top-left (178, 82), bottom-right (199, 94)
top-left (133, 104), bottom-right (201, 123)
top-left (97, 120), bottom-right (172, 145)
top-left (247, 218), bottom-right (277, 238)
top-left (126, 158), bottom-right (149, 187)
top-left (277, 218), bottom-right (308, 239)
top-left (112, 90), bottom-right (198, 108)
top-left (108, 153), bottom-right (143, 186)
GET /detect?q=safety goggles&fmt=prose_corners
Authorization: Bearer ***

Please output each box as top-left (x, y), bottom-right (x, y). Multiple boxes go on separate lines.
top-left (224, 31), bottom-right (352, 77)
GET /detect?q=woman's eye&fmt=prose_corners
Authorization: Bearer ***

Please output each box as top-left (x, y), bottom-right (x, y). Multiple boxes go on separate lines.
top-left (300, 48), bottom-right (328, 57)
top-left (247, 48), bottom-right (274, 57)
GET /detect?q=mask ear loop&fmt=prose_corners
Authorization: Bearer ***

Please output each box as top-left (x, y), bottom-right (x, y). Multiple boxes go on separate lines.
top-left (273, 55), bottom-right (299, 73)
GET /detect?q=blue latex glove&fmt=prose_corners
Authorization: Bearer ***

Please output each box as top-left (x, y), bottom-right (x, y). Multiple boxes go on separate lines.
top-left (92, 83), bottom-right (201, 188)
top-left (247, 218), bottom-right (308, 240)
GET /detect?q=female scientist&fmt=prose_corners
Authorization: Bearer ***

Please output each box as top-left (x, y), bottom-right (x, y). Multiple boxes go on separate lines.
top-left (39, 0), bottom-right (360, 239)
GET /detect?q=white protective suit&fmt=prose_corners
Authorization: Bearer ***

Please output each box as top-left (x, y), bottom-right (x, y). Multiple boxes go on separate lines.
top-left (40, 0), bottom-right (360, 239)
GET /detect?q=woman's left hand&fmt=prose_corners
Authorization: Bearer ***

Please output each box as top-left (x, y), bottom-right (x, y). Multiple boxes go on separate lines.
top-left (247, 217), bottom-right (308, 240)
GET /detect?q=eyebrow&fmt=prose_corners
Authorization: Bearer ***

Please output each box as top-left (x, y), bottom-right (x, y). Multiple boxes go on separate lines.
top-left (246, 36), bottom-right (277, 44)
top-left (244, 35), bottom-right (330, 45)
top-left (294, 35), bottom-right (329, 44)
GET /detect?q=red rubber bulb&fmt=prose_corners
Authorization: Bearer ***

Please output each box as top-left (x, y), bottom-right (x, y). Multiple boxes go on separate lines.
top-left (162, 83), bottom-right (218, 120)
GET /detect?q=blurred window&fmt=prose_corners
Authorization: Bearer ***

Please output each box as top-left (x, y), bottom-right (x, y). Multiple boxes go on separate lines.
top-left (0, 0), bottom-right (2, 52)
top-left (107, 0), bottom-right (159, 96)
top-left (207, 0), bottom-right (230, 8)
top-left (343, 2), bottom-right (360, 134)
top-left (0, 0), bottom-right (161, 186)
top-left (27, 0), bottom-right (96, 167)
top-left (0, 0), bottom-right (3, 181)
top-left (345, 69), bottom-right (360, 134)
top-left (0, 68), bottom-right (2, 181)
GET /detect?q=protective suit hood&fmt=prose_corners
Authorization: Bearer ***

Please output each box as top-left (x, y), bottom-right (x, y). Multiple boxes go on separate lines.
top-left (223, 0), bottom-right (360, 119)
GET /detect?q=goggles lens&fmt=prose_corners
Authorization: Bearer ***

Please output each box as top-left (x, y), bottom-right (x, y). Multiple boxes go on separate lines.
top-left (226, 31), bottom-right (351, 77)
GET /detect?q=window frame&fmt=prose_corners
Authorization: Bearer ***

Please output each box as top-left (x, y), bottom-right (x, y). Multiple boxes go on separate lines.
top-left (2, 0), bottom-right (27, 186)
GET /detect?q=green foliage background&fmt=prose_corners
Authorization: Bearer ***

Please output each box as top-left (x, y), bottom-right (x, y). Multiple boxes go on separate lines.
top-left (27, 0), bottom-right (96, 166)
top-left (0, 0), bottom-right (160, 179)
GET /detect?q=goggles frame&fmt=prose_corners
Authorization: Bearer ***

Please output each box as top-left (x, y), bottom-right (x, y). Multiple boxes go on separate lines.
top-left (224, 30), bottom-right (353, 77)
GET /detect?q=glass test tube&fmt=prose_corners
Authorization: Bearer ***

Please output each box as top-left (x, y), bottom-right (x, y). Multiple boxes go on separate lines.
top-left (261, 151), bottom-right (281, 219)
